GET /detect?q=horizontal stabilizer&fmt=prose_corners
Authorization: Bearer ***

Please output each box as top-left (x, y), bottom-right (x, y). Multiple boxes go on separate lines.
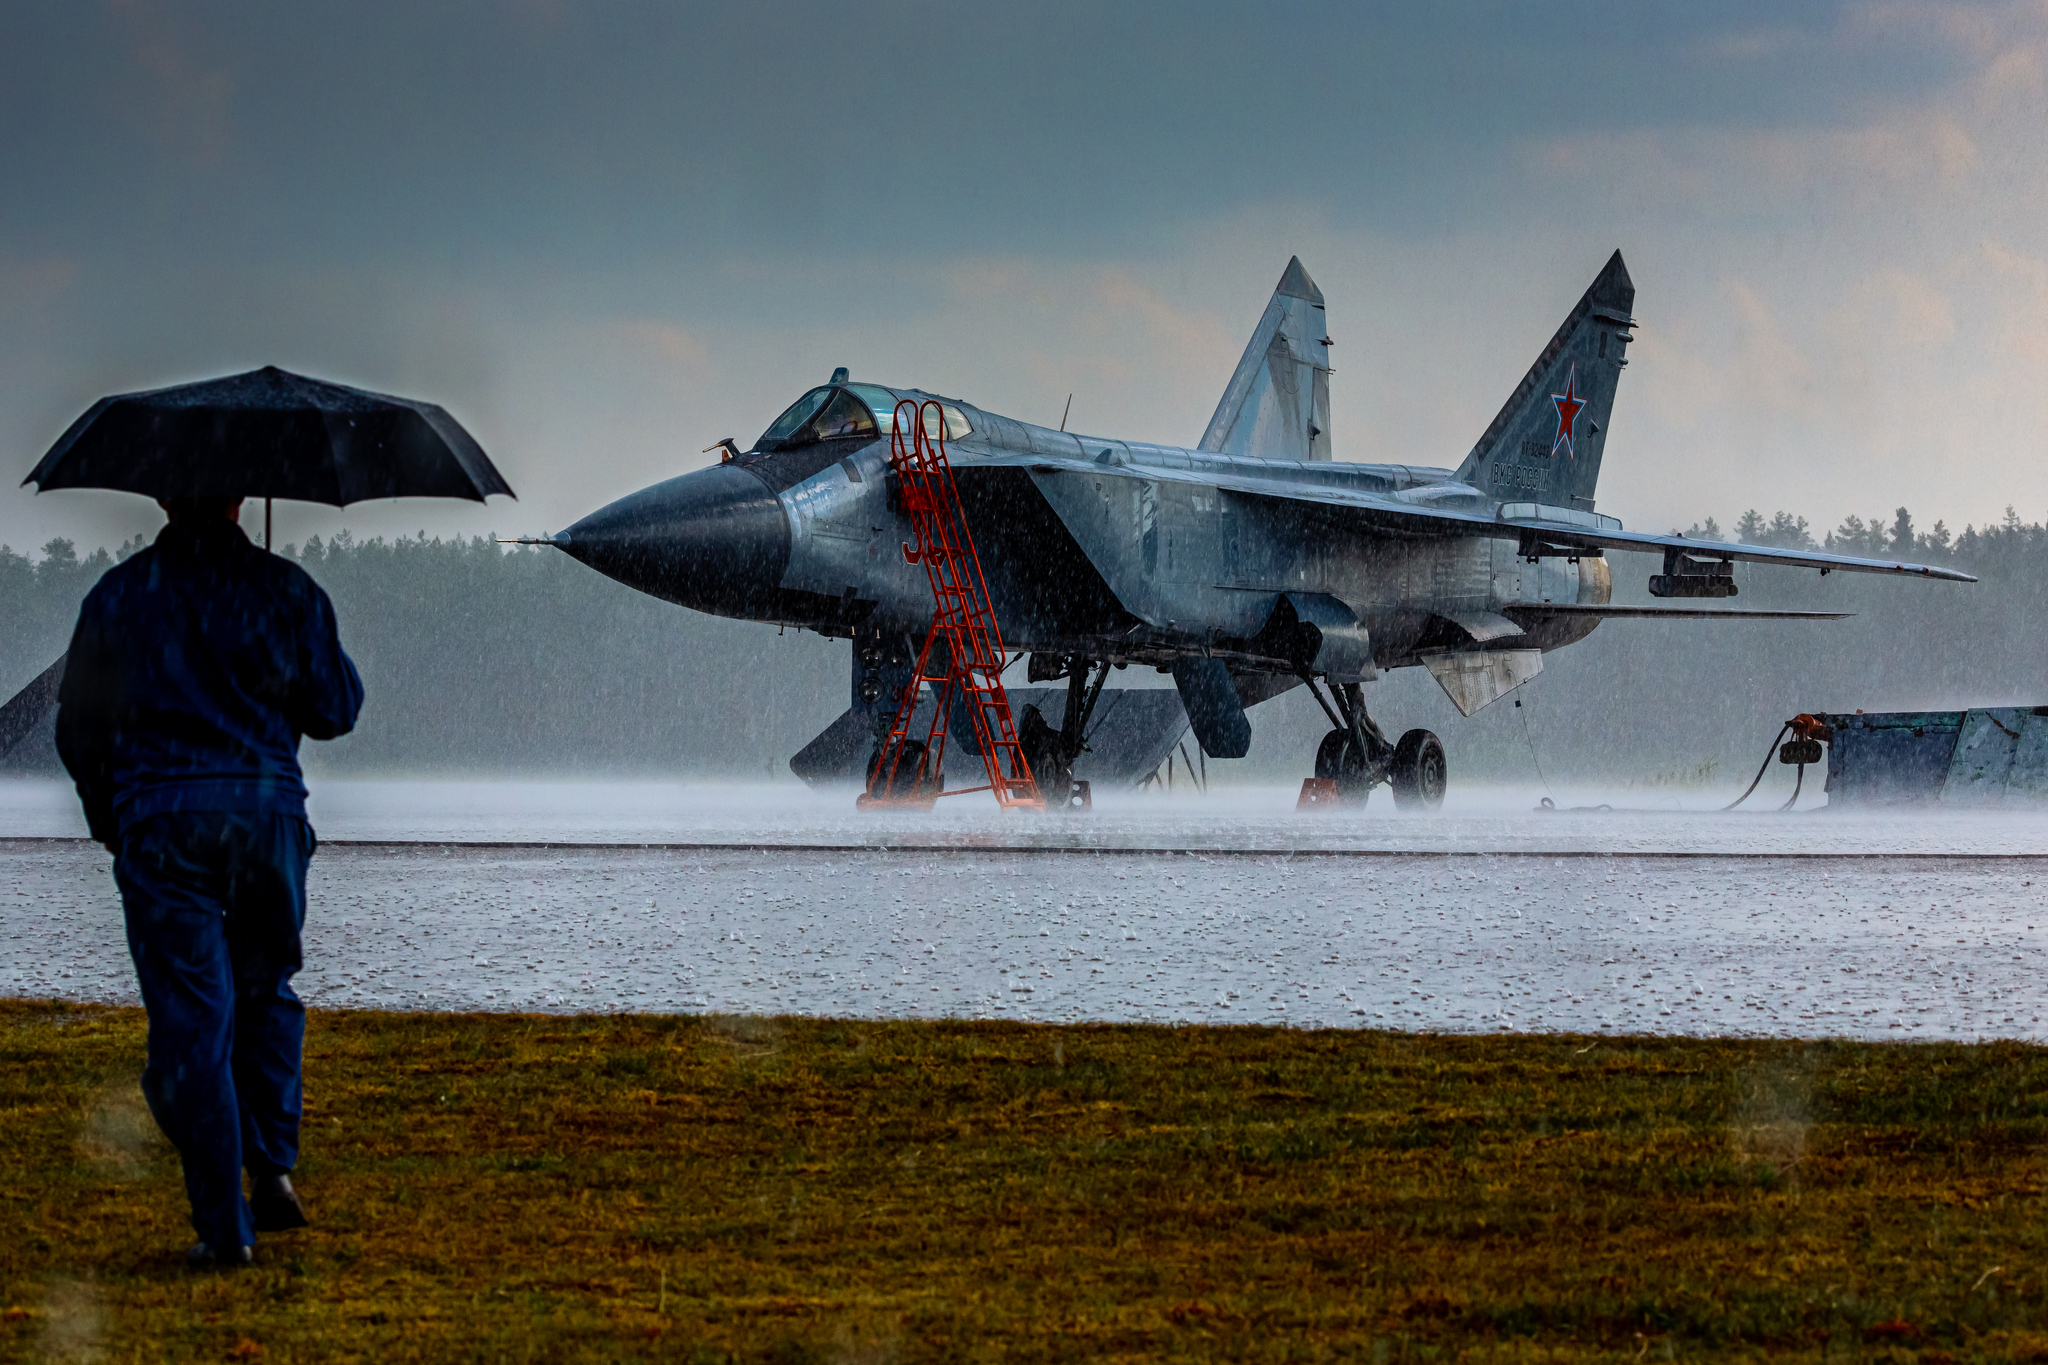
top-left (790, 689), bottom-right (1191, 787)
top-left (1504, 605), bottom-right (1853, 621)
top-left (0, 654), bottom-right (65, 759)
top-left (1011, 688), bottom-right (1191, 784)
top-left (789, 704), bottom-right (878, 784)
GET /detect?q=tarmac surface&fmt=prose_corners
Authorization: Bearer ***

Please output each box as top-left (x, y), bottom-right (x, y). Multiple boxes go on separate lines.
top-left (4, 779), bottom-right (2044, 1039)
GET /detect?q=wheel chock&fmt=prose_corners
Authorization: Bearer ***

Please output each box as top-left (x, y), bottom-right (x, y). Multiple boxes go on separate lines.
top-left (1297, 778), bottom-right (1343, 810)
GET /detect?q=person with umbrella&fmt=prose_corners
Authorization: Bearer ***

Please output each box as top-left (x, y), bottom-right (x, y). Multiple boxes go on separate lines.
top-left (27, 366), bottom-right (513, 1269)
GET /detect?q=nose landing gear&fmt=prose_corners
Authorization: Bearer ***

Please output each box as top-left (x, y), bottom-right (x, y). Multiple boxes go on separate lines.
top-left (1297, 677), bottom-right (1446, 812)
top-left (1017, 654), bottom-right (1108, 811)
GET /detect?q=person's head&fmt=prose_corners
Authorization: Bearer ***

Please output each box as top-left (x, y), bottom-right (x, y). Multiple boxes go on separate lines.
top-left (157, 497), bottom-right (244, 523)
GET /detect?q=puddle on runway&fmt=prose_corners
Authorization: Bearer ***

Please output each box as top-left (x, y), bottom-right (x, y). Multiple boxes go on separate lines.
top-left (7, 835), bottom-right (2043, 1041)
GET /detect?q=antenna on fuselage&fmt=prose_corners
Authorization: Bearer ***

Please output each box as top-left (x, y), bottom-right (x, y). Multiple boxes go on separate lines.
top-left (1059, 393), bottom-right (1072, 431)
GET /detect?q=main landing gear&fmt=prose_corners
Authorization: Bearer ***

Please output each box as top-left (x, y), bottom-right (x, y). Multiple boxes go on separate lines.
top-left (1016, 654), bottom-right (1109, 811)
top-left (1299, 678), bottom-right (1446, 812)
top-left (857, 647), bottom-right (1107, 812)
top-left (860, 635), bottom-right (941, 805)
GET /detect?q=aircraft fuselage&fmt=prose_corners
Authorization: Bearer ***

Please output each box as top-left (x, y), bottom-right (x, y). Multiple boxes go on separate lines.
top-left (552, 252), bottom-right (1965, 786)
top-left (556, 406), bottom-right (1610, 680)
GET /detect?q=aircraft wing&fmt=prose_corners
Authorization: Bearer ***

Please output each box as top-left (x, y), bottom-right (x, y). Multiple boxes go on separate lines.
top-left (1450, 512), bottom-right (1976, 581)
top-left (965, 450), bottom-right (1978, 583)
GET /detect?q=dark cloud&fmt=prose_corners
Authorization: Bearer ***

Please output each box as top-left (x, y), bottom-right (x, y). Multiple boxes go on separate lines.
top-left (1, 1), bottom-right (1983, 266)
top-left (3, 1), bottom-right (2041, 553)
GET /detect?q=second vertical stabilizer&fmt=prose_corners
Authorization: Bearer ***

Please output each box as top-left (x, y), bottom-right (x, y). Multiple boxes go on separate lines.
top-left (1199, 257), bottom-right (1333, 462)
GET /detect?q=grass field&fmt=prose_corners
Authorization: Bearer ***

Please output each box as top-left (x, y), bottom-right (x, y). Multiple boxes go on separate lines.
top-left (4, 1000), bottom-right (2048, 1363)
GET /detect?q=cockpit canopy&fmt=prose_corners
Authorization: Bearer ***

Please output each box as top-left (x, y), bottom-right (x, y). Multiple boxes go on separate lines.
top-left (755, 384), bottom-right (971, 452)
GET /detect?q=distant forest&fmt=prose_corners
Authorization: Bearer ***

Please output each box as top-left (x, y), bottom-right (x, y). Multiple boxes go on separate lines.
top-left (1679, 503), bottom-right (2023, 560)
top-left (0, 529), bottom-right (845, 777)
top-left (3, 503), bottom-right (2045, 787)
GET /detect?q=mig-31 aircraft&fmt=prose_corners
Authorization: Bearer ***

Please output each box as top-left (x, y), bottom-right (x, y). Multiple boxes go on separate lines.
top-left (550, 251), bottom-right (1972, 809)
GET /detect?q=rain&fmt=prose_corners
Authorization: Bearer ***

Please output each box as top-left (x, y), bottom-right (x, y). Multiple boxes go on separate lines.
top-left (11, 10), bottom-right (2048, 1360)
top-left (4, 762), bottom-right (2047, 1041)
top-left (2, 361), bottom-right (2045, 1057)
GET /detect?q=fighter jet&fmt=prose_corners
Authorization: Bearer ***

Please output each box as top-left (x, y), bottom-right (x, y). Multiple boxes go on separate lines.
top-left (551, 252), bottom-right (1973, 808)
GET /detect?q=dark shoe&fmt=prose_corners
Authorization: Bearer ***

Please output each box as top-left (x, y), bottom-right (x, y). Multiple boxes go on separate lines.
top-left (251, 1174), bottom-right (310, 1233)
top-left (186, 1242), bottom-right (253, 1270)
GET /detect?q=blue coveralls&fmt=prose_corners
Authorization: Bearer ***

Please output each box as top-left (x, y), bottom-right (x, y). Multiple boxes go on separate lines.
top-left (56, 517), bottom-right (363, 1250)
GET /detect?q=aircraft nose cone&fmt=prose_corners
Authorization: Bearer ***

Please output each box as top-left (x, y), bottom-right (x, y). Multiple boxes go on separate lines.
top-left (556, 464), bottom-right (790, 618)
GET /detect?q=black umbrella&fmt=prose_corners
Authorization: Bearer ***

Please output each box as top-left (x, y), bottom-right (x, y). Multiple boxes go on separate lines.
top-left (23, 366), bottom-right (514, 542)
top-left (4, 366), bottom-right (516, 759)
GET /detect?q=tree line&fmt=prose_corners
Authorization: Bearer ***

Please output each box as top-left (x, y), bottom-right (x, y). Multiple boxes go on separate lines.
top-left (1, 530), bottom-right (844, 777)
top-left (3, 505), bottom-right (2045, 785)
top-left (1681, 503), bottom-right (2047, 562)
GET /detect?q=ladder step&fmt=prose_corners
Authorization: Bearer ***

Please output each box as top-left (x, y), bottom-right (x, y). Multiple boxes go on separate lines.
top-left (874, 409), bottom-right (1042, 810)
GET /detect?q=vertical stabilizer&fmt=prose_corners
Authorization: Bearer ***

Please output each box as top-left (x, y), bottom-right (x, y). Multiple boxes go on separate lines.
top-left (1199, 257), bottom-right (1333, 461)
top-left (1456, 251), bottom-right (1635, 509)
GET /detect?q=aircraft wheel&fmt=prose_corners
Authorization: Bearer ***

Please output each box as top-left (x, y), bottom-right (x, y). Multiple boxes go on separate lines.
top-left (1389, 729), bottom-right (1447, 812)
top-left (866, 740), bottom-right (930, 800)
top-left (1314, 728), bottom-right (1372, 803)
top-left (1017, 706), bottom-right (1074, 807)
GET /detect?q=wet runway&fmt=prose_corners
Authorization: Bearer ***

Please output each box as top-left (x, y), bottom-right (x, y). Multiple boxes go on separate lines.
top-left (5, 780), bottom-right (2044, 1039)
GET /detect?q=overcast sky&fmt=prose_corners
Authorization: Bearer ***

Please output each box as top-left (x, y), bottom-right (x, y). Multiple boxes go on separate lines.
top-left (4, 1), bottom-right (2045, 556)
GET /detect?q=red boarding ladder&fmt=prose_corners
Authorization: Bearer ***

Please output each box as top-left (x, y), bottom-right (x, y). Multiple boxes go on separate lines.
top-left (860, 400), bottom-right (1043, 811)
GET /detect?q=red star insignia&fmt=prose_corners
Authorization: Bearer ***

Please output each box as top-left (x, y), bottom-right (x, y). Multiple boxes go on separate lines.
top-left (1551, 364), bottom-right (1586, 459)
